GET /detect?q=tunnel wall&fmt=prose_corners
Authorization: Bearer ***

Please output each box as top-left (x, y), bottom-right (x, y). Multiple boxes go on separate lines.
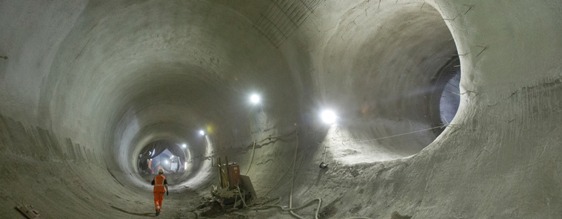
top-left (0, 0), bottom-right (562, 218)
top-left (277, 0), bottom-right (562, 218)
top-left (1, 0), bottom-right (304, 217)
top-left (0, 113), bottom-right (157, 217)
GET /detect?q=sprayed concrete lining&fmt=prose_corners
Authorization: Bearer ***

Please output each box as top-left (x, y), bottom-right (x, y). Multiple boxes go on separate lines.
top-left (1, 0), bottom-right (562, 218)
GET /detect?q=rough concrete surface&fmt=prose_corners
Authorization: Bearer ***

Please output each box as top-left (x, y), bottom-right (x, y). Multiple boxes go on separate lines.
top-left (1, 0), bottom-right (562, 218)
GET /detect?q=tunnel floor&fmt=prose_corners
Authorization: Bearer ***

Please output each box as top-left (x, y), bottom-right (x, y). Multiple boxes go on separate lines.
top-left (3, 0), bottom-right (562, 218)
top-left (0, 150), bottom-right (312, 218)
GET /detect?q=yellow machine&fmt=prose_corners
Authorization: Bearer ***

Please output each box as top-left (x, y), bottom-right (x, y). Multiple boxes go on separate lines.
top-left (211, 156), bottom-right (255, 209)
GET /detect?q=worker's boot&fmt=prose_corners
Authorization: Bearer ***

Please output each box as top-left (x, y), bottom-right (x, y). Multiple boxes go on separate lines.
top-left (156, 206), bottom-right (160, 216)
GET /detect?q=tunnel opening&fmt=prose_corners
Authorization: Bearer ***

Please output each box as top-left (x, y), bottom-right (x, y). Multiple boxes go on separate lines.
top-left (322, 3), bottom-right (460, 163)
top-left (136, 140), bottom-right (191, 182)
top-left (439, 60), bottom-right (461, 125)
top-left (429, 56), bottom-right (461, 134)
top-left (137, 143), bottom-right (188, 174)
top-left (2, 0), bottom-right (562, 218)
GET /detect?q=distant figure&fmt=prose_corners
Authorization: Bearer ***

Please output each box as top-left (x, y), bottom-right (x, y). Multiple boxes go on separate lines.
top-left (151, 169), bottom-right (169, 215)
top-left (147, 159), bottom-right (153, 174)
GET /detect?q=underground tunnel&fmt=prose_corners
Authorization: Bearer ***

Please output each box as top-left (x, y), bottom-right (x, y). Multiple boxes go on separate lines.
top-left (1, 0), bottom-right (562, 218)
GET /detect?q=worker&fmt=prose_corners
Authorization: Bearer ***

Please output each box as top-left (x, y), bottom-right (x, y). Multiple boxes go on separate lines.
top-left (151, 169), bottom-right (169, 215)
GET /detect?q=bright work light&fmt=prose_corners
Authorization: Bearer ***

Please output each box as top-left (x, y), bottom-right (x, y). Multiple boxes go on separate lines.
top-left (249, 93), bottom-right (261, 105)
top-left (320, 109), bottom-right (338, 125)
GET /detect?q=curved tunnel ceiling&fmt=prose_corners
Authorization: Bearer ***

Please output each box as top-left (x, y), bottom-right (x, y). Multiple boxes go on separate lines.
top-left (35, 0), bottom-right (302, 190)
top-left (1, 0), bottom-right (562, 218)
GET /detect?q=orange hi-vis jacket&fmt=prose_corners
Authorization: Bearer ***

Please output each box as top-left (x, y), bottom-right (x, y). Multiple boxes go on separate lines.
top-left (153, 175), bottom-right (167, 193)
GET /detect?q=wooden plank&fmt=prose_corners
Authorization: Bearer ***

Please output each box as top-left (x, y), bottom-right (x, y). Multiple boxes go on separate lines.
top-left (15, 204), bottom-right (40, 218)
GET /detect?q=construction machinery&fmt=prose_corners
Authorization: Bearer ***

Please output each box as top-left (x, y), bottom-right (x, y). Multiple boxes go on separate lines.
top-left (211, 156), bottom-right (255, 209)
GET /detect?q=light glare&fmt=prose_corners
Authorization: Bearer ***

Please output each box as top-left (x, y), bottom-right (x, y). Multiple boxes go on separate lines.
top-left (320, 109), bottom-right (338, 125)
top-left (249, 93), bottom-right (261, 105)
top-left (199, 130), bottom-right (205, 136)
top-left (181, 144), bottom-right (187, 149)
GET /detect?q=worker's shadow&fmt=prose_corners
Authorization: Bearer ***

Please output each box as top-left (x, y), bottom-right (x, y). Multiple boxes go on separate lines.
top-left (110, 205), bottom-right (157, 217)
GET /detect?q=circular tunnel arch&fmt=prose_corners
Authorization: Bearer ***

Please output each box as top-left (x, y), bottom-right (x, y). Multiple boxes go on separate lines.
top-left (2, 0), bottom-right (561, 218)
top-left (319, 2), bottom-right (461, 163)
top-left (33, 0), bottom-right (301, 195)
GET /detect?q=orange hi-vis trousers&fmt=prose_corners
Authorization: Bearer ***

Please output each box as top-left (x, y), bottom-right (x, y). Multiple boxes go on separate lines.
top-left (153, 174), bottom-right (166, 211)
top-left (153, 191), bottom-right (165, 211)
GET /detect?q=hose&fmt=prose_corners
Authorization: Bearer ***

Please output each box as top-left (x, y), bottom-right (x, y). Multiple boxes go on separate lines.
top-left (251, 197), bottom-right (322, 214)
top-left (246, 130), bottom-right (297, 175)
top-left (245, 141), bottom-right (256, 175)
top-left (287, 127), bottom-right (322, 219)
top-left (289, 130), bottom-right (299, 217)
top-left (236, 185), bottom-right (248, 208)
top-left (236, 125), bottom-right (324, 218)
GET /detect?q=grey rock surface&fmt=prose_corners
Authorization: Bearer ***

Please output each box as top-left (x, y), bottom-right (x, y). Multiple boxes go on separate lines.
top-left (1, 0), bottom-right (561, 218)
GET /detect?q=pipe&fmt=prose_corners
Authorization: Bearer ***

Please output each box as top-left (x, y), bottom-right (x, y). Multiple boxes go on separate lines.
top-left (289, 126), bottom-right (300, 218)
top-left (245, 140), bottom-right (256, 175)
top-left (251, 198), bottom-right (322, 218)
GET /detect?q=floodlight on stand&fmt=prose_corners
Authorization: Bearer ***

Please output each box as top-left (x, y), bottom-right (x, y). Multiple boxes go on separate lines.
top-left (249, 93), bottom-right (261, 105)
top-left (320, 109), bottom-right (338, 125)
top-left (199, 129), bottom-right (206, 136)
top-left (182, 143), bottom-right (187, 149)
